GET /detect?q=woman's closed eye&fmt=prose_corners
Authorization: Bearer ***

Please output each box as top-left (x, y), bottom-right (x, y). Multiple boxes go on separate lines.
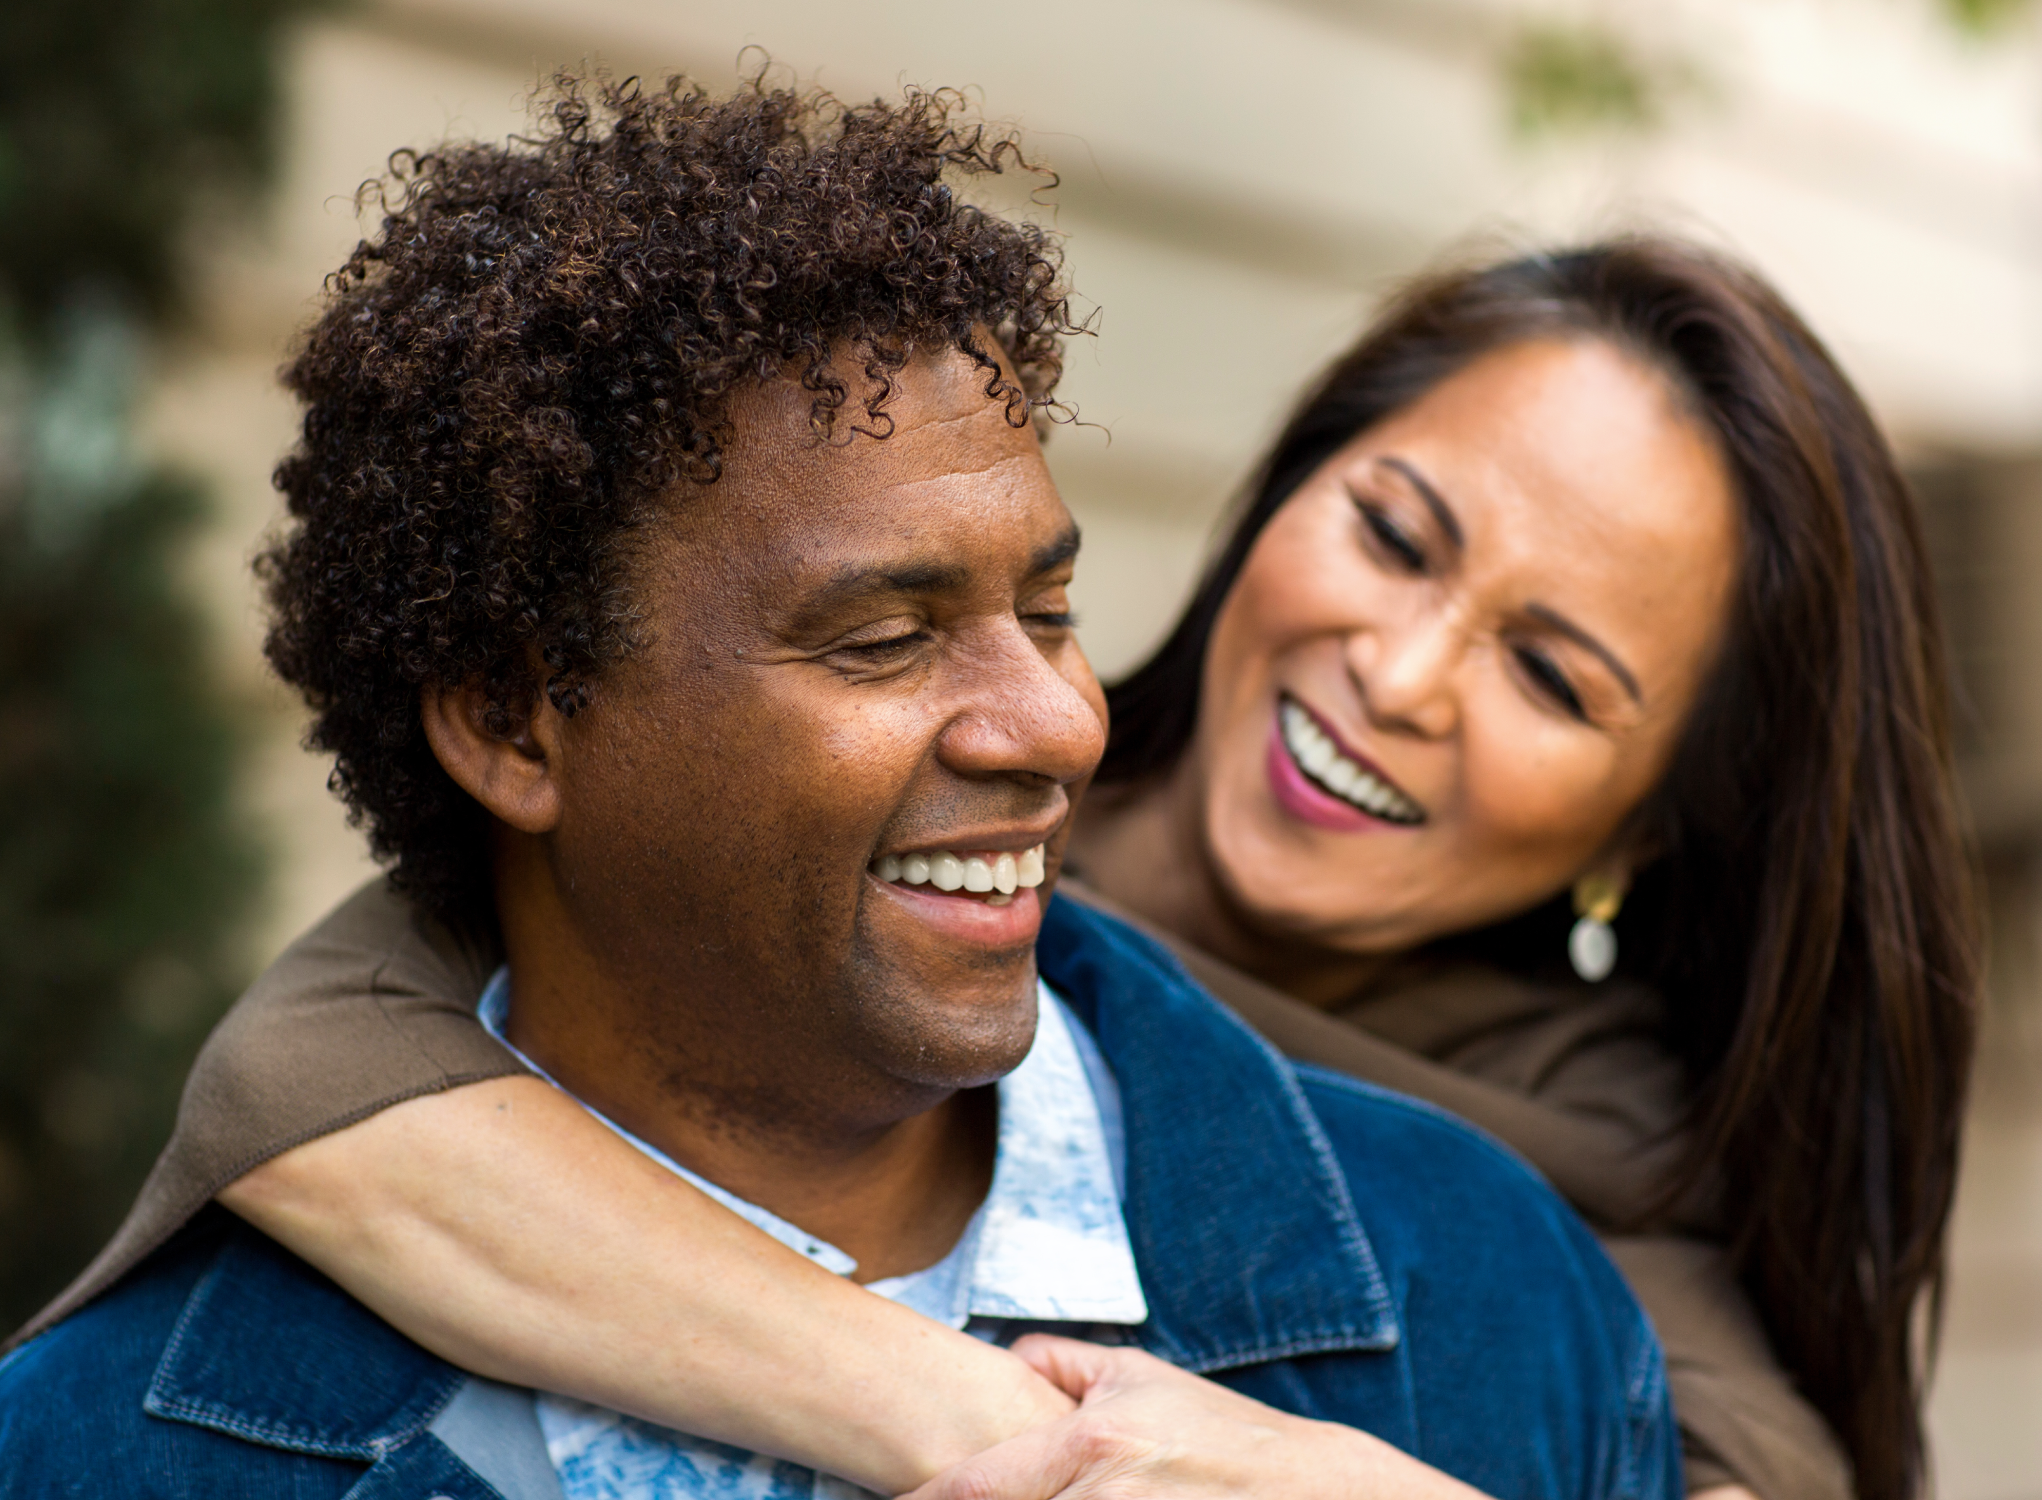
top-left (1511, 643), bottom-right (1589, 721)
top-left (1352, 493), bottom-right (1429, 574)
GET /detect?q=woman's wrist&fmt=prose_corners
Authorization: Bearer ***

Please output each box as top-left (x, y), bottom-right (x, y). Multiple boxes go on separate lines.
top-left (853, 1324), bottom-right (1075, 1489)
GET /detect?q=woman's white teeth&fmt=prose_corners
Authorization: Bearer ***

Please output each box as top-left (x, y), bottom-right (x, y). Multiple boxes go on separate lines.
top-left (1279, 699), bottom-right (1424, 825)
top-left (875, 843), bottom-right (1049, 896)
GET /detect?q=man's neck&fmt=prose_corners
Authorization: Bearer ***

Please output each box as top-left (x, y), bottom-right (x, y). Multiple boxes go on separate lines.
top-left (507, 974), bottom-right (999, 1282)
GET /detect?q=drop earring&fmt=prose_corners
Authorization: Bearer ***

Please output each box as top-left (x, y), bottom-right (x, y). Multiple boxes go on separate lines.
top-left (1568, 871), bottom-right (1626, 983)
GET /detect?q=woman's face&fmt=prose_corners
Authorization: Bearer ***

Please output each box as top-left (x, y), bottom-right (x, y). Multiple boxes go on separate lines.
top-left (1193, 336), bottom-right (1741, 955)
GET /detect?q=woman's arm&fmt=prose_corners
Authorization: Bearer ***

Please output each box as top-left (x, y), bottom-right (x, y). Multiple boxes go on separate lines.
top-left (218, 1076), bottom-right (1073, 1496)
top-left (220, 1089), bottom-right (1531, 1500)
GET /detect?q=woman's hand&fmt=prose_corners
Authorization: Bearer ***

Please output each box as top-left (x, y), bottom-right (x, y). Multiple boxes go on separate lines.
top-left (899, 1335), bottom-right (1491, 1500)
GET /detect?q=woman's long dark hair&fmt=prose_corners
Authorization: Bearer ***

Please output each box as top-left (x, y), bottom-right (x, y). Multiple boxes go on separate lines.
top-left (1103, 239), bottom-right (1979, 1500)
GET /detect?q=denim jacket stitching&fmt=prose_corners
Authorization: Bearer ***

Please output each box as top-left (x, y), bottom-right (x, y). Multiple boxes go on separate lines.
top-left (1616, 1318), bottom-right (1669, 1500)
top-left (1152, 1057), bottom-right (1403, 1372)
top-left (145, 1243), bottom-right (461, 1460)
top-left (1295, 1060), bottom-right (1672, 1500)
top-left (1045, 907), bottom-right (1402, 1372)
top-left (1171, 1330), bottom-right (1404, 1377)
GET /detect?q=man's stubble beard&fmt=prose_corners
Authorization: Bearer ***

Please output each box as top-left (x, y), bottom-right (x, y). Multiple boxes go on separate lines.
top-left (625, 880), bottom-right (1041, 1155)
top-left (833, 907), bottom-right (1041, 1094)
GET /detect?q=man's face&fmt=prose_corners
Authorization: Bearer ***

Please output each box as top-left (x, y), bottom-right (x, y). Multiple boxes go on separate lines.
top-left (534, 348), bottom-right (1106, 1131)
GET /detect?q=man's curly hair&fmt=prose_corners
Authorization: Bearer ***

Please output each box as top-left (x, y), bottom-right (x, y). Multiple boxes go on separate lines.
top-left (261, 71), bottom-right (1084, 923)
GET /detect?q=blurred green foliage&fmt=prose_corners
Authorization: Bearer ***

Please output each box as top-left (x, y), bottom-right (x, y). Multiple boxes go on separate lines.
top-left (0, 465), bottom-right (265, 1326)
top-left (1940, 0), bottom-right (2035, 36)
top-left (0, 0), bottom-right (325, 1332)
top-left (1501, 1), bottom-right (2019, 145)
top-left (0, 0), bottom-right (319, 331)
top-left (1502, 22), bottom-right (1682, 141)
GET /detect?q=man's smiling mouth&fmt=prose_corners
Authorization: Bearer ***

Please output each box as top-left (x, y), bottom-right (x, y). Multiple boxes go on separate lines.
top-left (869, 845), bottom-right (1047, 907)
top-left (1278, 697), bottom-right (1427, 826)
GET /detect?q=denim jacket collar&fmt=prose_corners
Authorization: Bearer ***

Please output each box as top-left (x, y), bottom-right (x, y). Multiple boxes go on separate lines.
top-left (145, 896), bottom-right (1398, 1467)
top-left (1036, 894), bottom-right (1400, 1373)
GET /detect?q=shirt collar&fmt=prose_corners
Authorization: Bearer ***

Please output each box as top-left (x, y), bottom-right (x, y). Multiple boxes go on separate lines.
top-left (475, 970), bottom-right (1147, 1329)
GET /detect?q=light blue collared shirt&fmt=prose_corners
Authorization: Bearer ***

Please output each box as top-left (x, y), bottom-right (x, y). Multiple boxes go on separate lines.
top-left (475, 970), bottom-right (1147, 1500)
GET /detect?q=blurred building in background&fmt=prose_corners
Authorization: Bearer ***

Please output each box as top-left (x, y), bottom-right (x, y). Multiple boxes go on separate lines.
top-left (22, 0), bottom-right (2042, 1493)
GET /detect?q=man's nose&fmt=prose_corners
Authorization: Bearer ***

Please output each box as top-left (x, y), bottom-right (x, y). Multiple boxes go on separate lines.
top-left (936, 623), bottom-right (1106, 787)
top-left (1347, 612), bottom-right (1462, 741)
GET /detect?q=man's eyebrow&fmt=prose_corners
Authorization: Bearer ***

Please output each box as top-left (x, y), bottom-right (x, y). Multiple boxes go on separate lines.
top-left (797, 525), bottom-right (1080, 620)
top-left (1378, 457), bottom-right (1465, 554)
top-left (1029, 525), bottom-right (1082, 576)
top-left (1524, 603), bottom-right (1643, 705)
top-left (802, 561), bottom-right (972, 616)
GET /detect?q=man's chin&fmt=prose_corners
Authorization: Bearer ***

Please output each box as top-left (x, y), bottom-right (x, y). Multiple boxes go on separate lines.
top-left (887, 1011), bottom-right (1039, 1091)
top-left (843, 926), bottom-right (1043, 1092)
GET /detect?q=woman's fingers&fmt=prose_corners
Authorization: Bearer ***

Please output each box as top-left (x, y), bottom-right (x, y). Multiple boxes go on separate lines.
top-left (1005, 1334), bottom-right (1135, 1400)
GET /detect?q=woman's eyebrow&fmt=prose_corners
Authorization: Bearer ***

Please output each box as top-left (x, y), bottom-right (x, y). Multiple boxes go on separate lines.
top-left (1524, 602), bottom-right (1643, 704)
top-left (1378, 457), bottom-right (1464, 553)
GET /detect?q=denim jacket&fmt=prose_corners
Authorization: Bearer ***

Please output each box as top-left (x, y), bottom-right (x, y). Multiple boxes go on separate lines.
top-left (0, 897), bottom-right (1681, 1500)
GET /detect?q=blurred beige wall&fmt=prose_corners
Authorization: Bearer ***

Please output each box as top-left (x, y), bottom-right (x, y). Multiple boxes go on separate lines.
top-left (148, 2), bottom-right (2042, 1494)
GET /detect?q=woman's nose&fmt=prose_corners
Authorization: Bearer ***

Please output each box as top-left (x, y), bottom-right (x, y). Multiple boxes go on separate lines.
top-left (1347, 615), bottom-right (1462, 740)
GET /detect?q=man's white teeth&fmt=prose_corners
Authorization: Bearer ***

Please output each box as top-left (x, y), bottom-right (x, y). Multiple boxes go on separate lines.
top-left (1279, 699), bottom-right (1425, 825)
top-left (875, 843), bottom-right (1049, 895)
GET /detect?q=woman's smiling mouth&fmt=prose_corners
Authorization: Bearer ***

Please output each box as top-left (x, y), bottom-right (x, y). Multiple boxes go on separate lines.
top-left (1274, 696), bottom-right (1427, 827)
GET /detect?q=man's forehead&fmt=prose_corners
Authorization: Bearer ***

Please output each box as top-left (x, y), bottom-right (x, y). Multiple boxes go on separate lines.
top-left (641, 349), bottom-right (1069, 606)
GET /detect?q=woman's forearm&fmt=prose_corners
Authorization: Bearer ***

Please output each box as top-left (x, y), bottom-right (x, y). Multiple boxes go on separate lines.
top-left (216, 1077), bottom-right (1072, 1494)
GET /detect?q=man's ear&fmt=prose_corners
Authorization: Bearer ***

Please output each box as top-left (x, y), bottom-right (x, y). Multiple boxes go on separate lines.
top-left (420, 680), bottom-right (566, 835)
